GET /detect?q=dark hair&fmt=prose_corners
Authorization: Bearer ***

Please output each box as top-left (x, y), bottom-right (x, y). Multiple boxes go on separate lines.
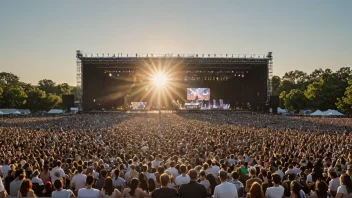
top-left (232, 171), bottom-right (239, 180)
top-left (20, 179), bottom-right (32, 196)
top-left (341, 174), bottom-right (352, 194)
top-left (114, 169), bottom-right (120, 180)
top-left (139, 173), bottom-right (148, 192)
top-left (86, 175), bottom-right (94, 185)
top-left (200, 170), bottom-right (206, 177)
top-left (315, 180), bottom-right (328, 197)
top-left (103, 177), bottom-right (114, 196)
top-left (206, 173), bottom-right (218, 190)
top-left (329, 171), bottom-right (337, 178)
top-left (100, 169), bottom-right (107, 178)
top-left (250, 182), bottom-right (264, 198)
top-left (77, 166), bottom-right (83, 173)
top-left (290, 180), bottom-right (302, 198)
top-left (189, 169), bottom-right (198, 180)
top-left (180, 165), bottom-right (187, 174)
top-left (219, 170), bottom-right (227, 180)
top-left (272, 173), bottom-right (281, 184)
top-left (54, 179), bottom-right (63, 190)
top-left (129, 178), bottom-right (139, 196)
top-left (148, 178), bottom-right (156, 192)
top-left (160, 173), bottom-right (170, 186)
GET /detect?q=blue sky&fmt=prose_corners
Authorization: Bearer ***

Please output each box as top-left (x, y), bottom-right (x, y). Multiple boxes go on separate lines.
top-left (0, 0), bottom-right (351, 85)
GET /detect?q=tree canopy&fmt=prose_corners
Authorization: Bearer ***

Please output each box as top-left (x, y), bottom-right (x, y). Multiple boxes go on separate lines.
top-left (272, 67), bottom-right (352, 113)
top-left (0, 72), bottom-right (78, 111)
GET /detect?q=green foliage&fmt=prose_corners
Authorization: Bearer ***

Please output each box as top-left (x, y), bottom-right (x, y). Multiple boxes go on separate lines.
top-left (26, 87), bottom-right (47, 110)
top-left (3, 87), bottom-right (27, 108)
top-left (44, 93), bottom-right (62, 110)
top-left (57, 83), bottom-right (73, 95)
top-left (272, 76), bottom-right (281, 95)
top-left (284, 89), bottom-right (307, 111)
top-left (0, 72), bottom-right (20, 90)
top-left (336, 80), bottom-right (352, 113)
top-left (279, 91), bottom-right (286, 108)
top-left (38, 79), bottom-right (57, 94)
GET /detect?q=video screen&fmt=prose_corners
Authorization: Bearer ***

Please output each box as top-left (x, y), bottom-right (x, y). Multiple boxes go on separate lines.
top-left (187, 88), bottom-right (210, 101)
top-left (131, 102), bottom-right (147, 110)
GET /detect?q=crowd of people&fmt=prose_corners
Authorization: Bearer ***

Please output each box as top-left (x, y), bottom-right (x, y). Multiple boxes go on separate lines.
top-left (0, 112), bottom-right (352, 198)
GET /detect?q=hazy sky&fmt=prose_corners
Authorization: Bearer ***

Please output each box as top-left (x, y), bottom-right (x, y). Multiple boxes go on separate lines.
top-left (0, 0), bottom-right (351, 85)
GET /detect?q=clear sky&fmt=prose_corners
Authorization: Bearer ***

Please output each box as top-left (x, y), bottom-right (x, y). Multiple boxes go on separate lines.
top-left (0, 0), bottom-right (351, 85)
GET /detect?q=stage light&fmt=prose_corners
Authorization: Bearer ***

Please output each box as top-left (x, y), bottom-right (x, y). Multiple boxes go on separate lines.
top-left (152, 72), bottom-right (168, 87)
top-left (109, 73), bottom-right (112, 77)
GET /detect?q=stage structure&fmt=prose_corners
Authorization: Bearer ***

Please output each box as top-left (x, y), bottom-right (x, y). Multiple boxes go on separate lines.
top-left (76, 51), bottom-right (273, 111)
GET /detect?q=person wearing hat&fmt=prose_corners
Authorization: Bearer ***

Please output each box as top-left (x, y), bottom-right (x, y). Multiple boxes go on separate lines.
top-left (9, 169), bottom-right (25, 197)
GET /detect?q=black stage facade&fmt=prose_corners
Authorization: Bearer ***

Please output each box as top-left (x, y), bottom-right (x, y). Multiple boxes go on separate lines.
top-left (76, 51), bottom-right (273, 111)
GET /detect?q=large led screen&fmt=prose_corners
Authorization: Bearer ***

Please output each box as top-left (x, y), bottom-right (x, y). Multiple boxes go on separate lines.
top-left (187, 88), bottom-right (210, 101)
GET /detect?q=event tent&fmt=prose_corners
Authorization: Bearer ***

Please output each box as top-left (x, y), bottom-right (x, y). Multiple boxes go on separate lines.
top-left (277, 107), bottom-right (288, 114)
top-left (323, 109), bottom-right (344, 116)
top-left (47, 109), bottom-right (64, 114)
top-left (310, 110), bottom-right (325, 116)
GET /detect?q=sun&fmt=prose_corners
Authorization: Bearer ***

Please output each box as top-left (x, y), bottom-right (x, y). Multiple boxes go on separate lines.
top-left (152, 72), bottom-right (168, 87)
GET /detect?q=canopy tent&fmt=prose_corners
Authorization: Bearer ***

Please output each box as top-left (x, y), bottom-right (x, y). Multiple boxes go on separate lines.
top-left (0, 109), bottom-right (31, 114)
top-left (0, 111), bottom-right (5, 115)
top-left (310, 110), bottom-right (325, 116)
top-left (12, 111), bottom-right (22, 115)
top-left (323, 109), bottom-right (344, 116)
top-left (47, 109), bottom-right (64, 114)
top-left (277, 107), bottom-right (288, 114)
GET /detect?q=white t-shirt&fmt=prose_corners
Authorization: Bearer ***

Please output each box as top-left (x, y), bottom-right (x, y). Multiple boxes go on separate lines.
top-left (306, 174), bottom-right (313, 183)
top-left (152, 160), bottom-right (161, 168)
top-left (146, 172), bottom-right (156, 181)
top-left (213, 182), bottom-right (238, 198)
top-left (175, 174), bottom-right (190, 186)
top-left (265, 186), bottom-right (285, 198)
top-left (205, 166), bottom-right (220, 177)
top-left (0, 165), bottom-right (11, 178)
top-left (337, 185), bottom-right (348, 195)
top-left (52, 189), bottom-right (72, 198)
top-left (78, 188), bottom-right (101, 198)
top-left (71, 173), bottom-right (87, 191)
top-left (50, 167), bottom-right (65, 183)
top-left (200, 179), bottom-right (210, 190)
top-left (166, 167), bottom-right (179, 179)
top-left (329, 178), bottom-right (340, 192)
top-left (31, 177), bottom-right (44, 186)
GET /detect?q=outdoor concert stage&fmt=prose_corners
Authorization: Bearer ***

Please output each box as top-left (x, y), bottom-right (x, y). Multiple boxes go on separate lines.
top-left (76, 51), bottom-right (273, 111)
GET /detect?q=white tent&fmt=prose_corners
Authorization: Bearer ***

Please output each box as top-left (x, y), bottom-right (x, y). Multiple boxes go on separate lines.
top-left (0, 111), bottom-right (5, 115)
top-left (47, 109), bottom-right (64, 114)
top-left (278, 107), bottom-right (288, 114)
top-left (12, 111), bottom-right (22, 115)
top-left (310, 110), bottom-right (325, 116)
top-left (323, 109), bottom-right (344, 116)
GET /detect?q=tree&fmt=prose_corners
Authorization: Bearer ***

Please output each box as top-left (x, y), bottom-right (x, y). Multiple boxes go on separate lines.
top-left (272, 76), bottom-right (281, 96)
top-left (279, 91), bottom-right (287, 109)
top-left (304, 73), bottom-right (346, 110)
top-left (38, 79), bottom-right (57, 94)
top-left (57, 83), bottom-right (73, 95)
top-left (285, 89), bottom-right (307, 111)
top-left (3, 87), bottom-right (27, 108)
top-left (43, 93), bottom-right (62, 110)
top-left (26, 87), bottom-right (47, 110)
top-left (336, 80), bottom-right (352, 114)
top-left (0, 72), bottom-right (20, 90)
top-left (0, 87), bottom-right (3, 107)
